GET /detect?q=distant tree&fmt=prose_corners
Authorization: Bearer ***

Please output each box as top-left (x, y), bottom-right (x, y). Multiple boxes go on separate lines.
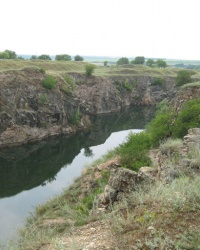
top-left (74, 55), bottom-right (84, 61)
top-left (30, 55), bottom-right (37, 60)
top-left (55, 54), bottom-right (71, 61)
top-left (156, 59), bottom-right (167, 68)
top-left (175, 70), bottom-right (195, 86)
top-left (4, 50), bottom-right (17, 59)
top-left (146, 59), bottom-right (155, 67)
top-left (0, 51), bottom-right (9, 59)
top-left (132, 56), bottom-right (145, 65)
top-left (38, 54), bottom-right (52, 60)
top-left (104, 61), bottom-right (108, 66)
top-left (116, 57), bottom-right (129, 65)
top-left (85, 64), bottom-right (96, 76)
top-left (17, 56), bottom-right (25, 60)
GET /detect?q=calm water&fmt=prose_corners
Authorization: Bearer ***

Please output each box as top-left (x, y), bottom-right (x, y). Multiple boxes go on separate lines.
top-left (0, 106), bottom-right (155, 242)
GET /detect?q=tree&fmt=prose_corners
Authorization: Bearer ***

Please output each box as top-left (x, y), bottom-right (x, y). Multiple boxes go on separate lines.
top-left (55, 54), bottom-right (71, 61)
top-left (146, 59), bottom-right (155, 67)
top-left (0, 50), bottom-right (16, 59)
top-left (0, 51), bottom-right (9, 59)
top-left (156, 59), bottom-right (167, 68)
top-left (4, 50), bottom-right (17, 59)
top-left (116, 57), bottom-right (129, 65)
top-left (30, 55), bottom-right (37, 60)
top-left (104, 61), bottom-right (108, 67)
top-left (74, 55), bottom-right (84, 61)
top-left (175, 70), bottom-right (195, 86)
top-left (17, 56), bottom-right (25, 60)
top-left (38, 54), bottom-right (52, 60)
top-left (85, 64), bottom-right (96, 76)
top-left (132, 56), bottom-right (145, 65)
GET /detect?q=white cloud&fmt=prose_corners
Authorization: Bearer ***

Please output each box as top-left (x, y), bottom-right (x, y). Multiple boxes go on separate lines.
top-left (1, 0), bottom-right (200, 59)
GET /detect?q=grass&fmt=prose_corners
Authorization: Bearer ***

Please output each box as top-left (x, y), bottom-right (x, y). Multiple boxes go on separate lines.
top-left (0, 59), bottom-right (87, 73)
top-left (0, 59), bottom-right (183, 78)
top-left (105, 175), bottom-right (200, 249)
top-left (181, 81), bottom-right (200, 88)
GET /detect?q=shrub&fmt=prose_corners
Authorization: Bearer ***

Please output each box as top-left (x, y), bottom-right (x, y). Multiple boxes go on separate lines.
top-left (146, 110), bottom-right (174, 147)
top-left (152, 77), bottom-right (164, 86)
top-left (173, 99), bottom-right (200, 137)
top-left (39, 68), bottom-right (45, 73)
top-left (74, 55), bottom-right (84, 61)
top-left (85, 64), bottom-right (96, 76)
top-left (116, 132), bottom-right (152, 171)
top-left (69, 110), bottom-right (80, 125)
top-left (159, 138), bottom-right (183, 156)
top-left (42, 75), bottom-right (57, 89)
top-left (175, 70), bottom-right (195, 86)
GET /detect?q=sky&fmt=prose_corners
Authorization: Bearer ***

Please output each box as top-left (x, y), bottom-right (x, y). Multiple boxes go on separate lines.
top-left (1, 0), bottom-right (200, 60)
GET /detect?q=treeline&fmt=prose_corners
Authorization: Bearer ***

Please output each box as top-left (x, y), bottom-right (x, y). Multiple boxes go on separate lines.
top-left (0, 50), bottom-right (84, 61)
top-left (116, 56), bottom-right (167, 68)
top-left (30, 54), bottom-right (84, 61)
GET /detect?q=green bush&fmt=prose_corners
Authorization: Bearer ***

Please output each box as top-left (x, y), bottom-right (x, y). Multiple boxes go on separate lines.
top-left (42, 75), bottom-right (57, 89)
top-left (176, 70), bottom-right (195, 86)
top-left (173, 99), bottom-right (200, 138)
top-left (146, 110), bottom-right (174, 147)
top-left (85, 64), bottom-right (96, 76)
top-left (116, 132), bottom-right (152, 171)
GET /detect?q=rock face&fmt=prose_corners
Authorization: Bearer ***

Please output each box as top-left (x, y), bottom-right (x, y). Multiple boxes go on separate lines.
top-left (155, 128), bottom-right (200, 182)
top-left (0, 68), bottom-right (177, 147)
top-left (94, 166), bottom-right (157, 209)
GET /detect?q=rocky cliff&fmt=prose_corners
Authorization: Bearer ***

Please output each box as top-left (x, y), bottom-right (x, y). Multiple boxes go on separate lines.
top-left (0, 67), bottom-right (177, 147)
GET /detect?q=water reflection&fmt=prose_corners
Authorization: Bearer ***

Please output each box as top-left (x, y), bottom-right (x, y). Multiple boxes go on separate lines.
top-left (0, 106), bottom-right (155, 198)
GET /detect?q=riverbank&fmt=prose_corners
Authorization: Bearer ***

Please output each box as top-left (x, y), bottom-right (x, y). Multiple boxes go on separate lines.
top-left (6, 128), bottom-right (200, 249)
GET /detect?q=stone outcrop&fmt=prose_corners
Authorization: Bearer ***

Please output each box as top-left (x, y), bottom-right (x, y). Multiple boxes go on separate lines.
top-left (155, 128), bottom-right (200, 182)
top-left (94, 165), bottom-right (157, 210)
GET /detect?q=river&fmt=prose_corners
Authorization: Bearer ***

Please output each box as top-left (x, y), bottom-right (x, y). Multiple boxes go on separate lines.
top-left (0, 106), bottom-right (155, 244)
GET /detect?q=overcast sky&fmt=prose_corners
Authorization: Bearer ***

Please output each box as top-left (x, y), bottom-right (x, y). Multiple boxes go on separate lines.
top-left (1, 0), bottom-right (200, 59)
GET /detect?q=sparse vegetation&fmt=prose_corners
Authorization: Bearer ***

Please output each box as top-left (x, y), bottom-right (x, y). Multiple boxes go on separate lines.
top-left (61, 75), bottom-right (75, 94)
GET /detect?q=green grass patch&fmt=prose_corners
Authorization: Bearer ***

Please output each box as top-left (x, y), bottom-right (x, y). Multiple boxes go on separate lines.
top-left (42, 75), bottom-right (57, 89)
